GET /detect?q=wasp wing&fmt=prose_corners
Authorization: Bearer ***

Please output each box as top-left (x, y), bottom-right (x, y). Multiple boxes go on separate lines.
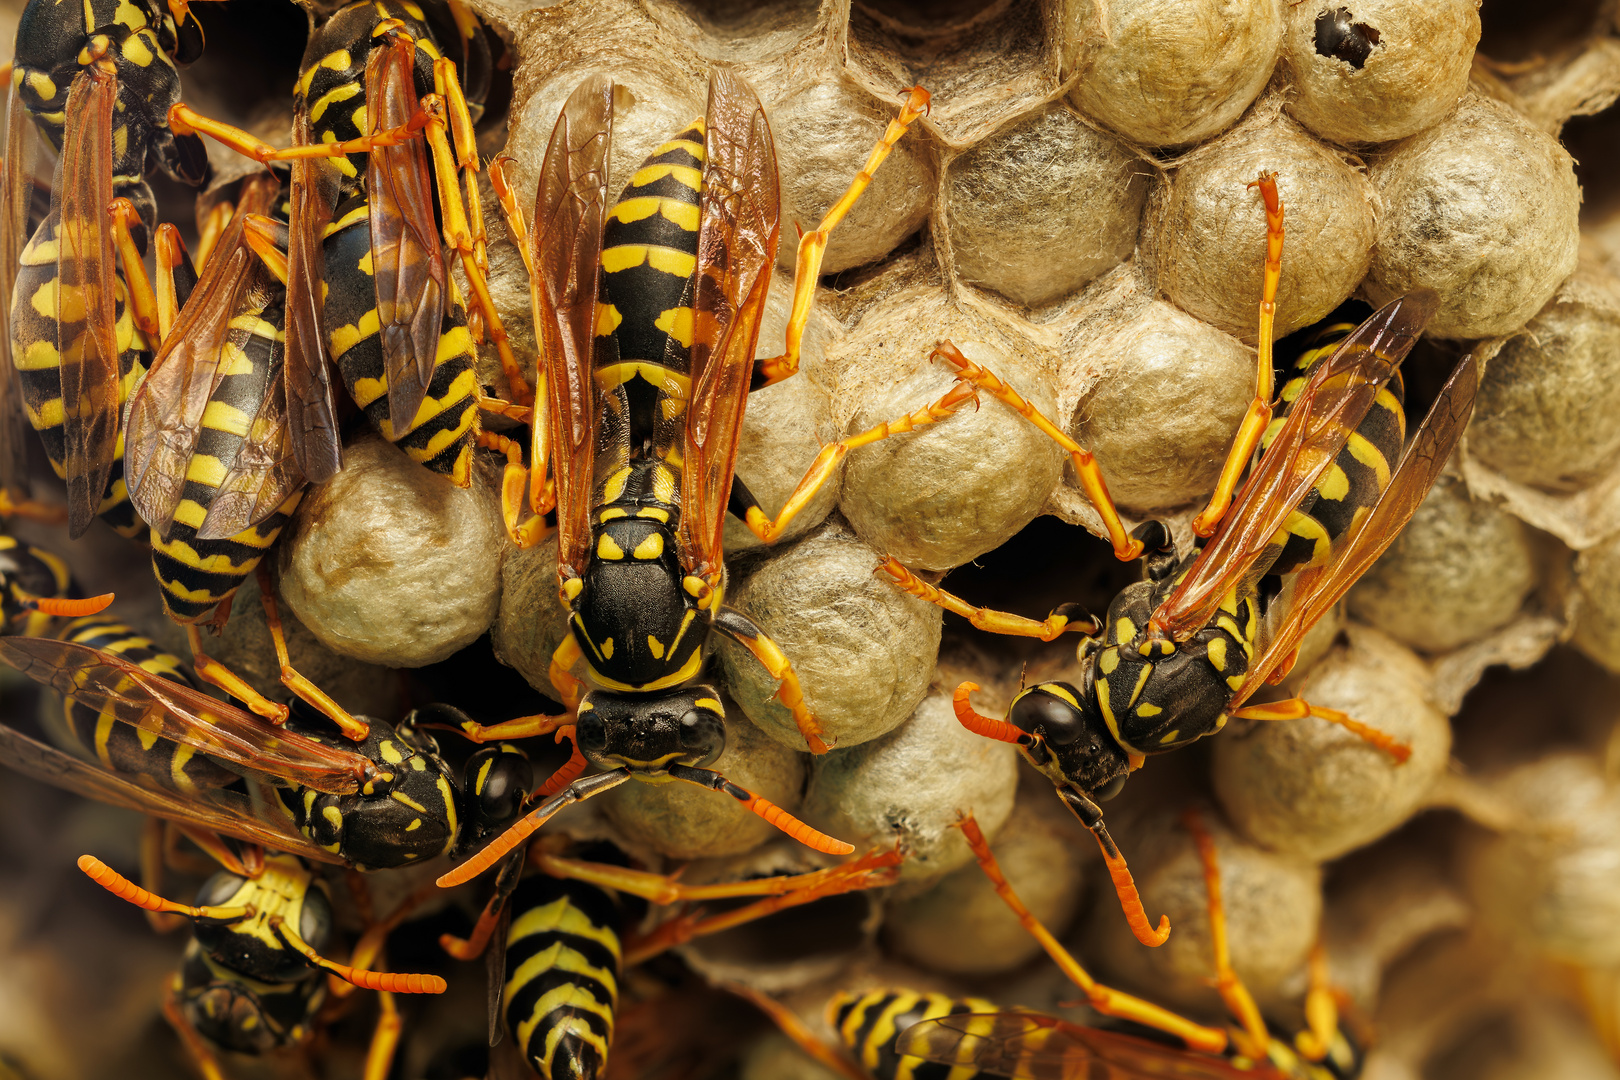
top-left (283, 111), bottom-right (342, 484)
top-left (1232, 351), bottom-right (1479, 707)
top-left (0, 721), bottom-right (346, 864)
top-left (124, 178), bottom-right (280, 535)
top-left (899, 1013), bottom-right (1278, 1080)
top-left (1152, 291), bottom-right (1437, 642)
top-left (0, 81), bottom-right (36, 502)
top-left (677, 68), bottom-right (779, 581)
top-left (530, 75), bottom-right (612, 577)
top-left (55, 67), bottom-right (121, 538)
top-left (366, 34), bottom-right (444, 439)
top-left (0, 635), bottom-right (368, 793)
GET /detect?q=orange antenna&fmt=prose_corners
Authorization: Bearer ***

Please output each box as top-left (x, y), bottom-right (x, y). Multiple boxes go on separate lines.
top-left (667, 763), bottom-right (854, 855)
top-left (27, 593), bottom-right (115, 617)
top-left (272, 917), bottom-right (445, 994)
top-left (437, 768), bottom-right (633, 888)
top-left (79, 855), bottom-right (250, 921)
top-left (953, 682), bottom-right (1034, 746)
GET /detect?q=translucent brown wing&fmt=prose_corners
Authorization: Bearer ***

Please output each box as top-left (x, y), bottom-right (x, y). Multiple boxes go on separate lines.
top-left (282, 110), bottom-right (342, 485)
top-left (0, 635), bottom-right (370, 794)
top-left (1152, 291), bottom-right (1438, 642)
top-left (54, 67), bottom-right (121, 538)
top-left (124, 177), bottom-right (280, 535)
top-left (197, 320), bottom-right (303, 540)
top-left (0, 721), bottom-right (346, 864)
top-left (366, 34), bottom-right (444, 439)
top-left (0, 82), bottom-right (36, 501)
top-left (1231, 351), bottom-right (1480, 707)
top-left (677, 68), bottom-right (780, 581)
top-left (898, 1013), bottom-right (1277, 1080)
top-left (530, 75), bottom-right (612, 577)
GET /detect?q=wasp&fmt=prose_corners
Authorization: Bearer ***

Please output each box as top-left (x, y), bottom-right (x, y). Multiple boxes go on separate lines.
top-left (873, 810), bottom-right (1363, 1080)
top-left (1, 0), bottom-right (212, 537)
top-left (166, 0), bottom-right (527, 490)
top-left (433, 831), bottom-right (900, 1080)
top-left (876, 174), bottom-right (1478, 943)
top-left (432, 68), bottom-right (933, 885)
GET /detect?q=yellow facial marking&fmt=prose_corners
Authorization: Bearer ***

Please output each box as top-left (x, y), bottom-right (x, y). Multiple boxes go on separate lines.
top-left (647, 635), bottom-right (665, 660)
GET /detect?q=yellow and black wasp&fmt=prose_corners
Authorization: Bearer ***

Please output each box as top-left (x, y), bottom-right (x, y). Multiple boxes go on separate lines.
top-left (167, 0), bottom-right (526, 490)
top-left (2, 0), bottom-right (212, 537)
top-left (880, 174), bottom-right (1479, 945)
top-left (875, 810), bottom-right (1364, 1080)
top-left (433, 67), bottom-right (932, 885)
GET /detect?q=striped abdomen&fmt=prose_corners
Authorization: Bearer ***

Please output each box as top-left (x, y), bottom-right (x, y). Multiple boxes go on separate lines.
top-left (321, 197), bottom-right (479, 483)
top-left (47, 616), bottom-right (238, 792)
top-left (503, 874), bottom-right (624, 1080)
top-left (831, 989), bottom-right (999, 1080)
top-left (592, 121), bottom-right (705, 487)
top-left (10, 211), bottom-right (149, 538)
top-left (147, 290), bottom-right (302, 622)
top-left (1262, 308), bottom-right (1406, 578)
top-left (294, 0), bottom-right (442, 192)
top-left (0, 534), bottom-right (71, 636)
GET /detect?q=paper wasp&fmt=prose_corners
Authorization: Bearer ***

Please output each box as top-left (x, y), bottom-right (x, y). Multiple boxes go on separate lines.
top-left (2, 0), bottom-right (213, 538)
top-left (886, 174), bottom-right (1478, 944)
top-left (166, 0), bottom-right (526, 490)
top-left (862, 810), bottom-right (1362, 1080)
top-left (435, 831), bottom-right (900, 1080)
top-left (431, 68), bottom-right (931, 884)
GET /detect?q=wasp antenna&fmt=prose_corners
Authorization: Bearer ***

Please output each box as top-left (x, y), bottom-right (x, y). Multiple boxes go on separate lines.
top-left (272, 916), bottom-right (446, 994)
top-left (952, 682), bottom-right (1031, 747)
top-left (436, 768), bottom-right (632, 888)
top-left (668, 763), bottom-right (854, 855)
top-left (27, 593), bottom-right (114, 617)
top-left (78, 854), bottom-right (250, 921)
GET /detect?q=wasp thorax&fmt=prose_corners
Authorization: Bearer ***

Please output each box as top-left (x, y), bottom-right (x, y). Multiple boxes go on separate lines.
top-left (576, 688), bottom-right (727, 773)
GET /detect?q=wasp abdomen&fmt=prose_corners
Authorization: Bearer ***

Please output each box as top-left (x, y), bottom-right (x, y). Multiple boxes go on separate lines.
top-left (831, 989), bottom-right (1000, 1080)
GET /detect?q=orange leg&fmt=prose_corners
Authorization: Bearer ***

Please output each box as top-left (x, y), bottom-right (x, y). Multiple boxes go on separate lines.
top-left (955, 813), bottom-right (1227, 1055)
top-left (422, 64), bottom-right (527, 405)
top-left (756, 86), bottom-right (931, 387)
top-left (475, 429), bottom-right (551, 548)
top-left (109, 198), bottom-right (160, 341)
top-left (1295, 942), bottom-right (1341, 1063)
top-left (1192, 172), bottom-right (1285, 537)
top-left (1181, 808), bottom-right (1270, 1058)
top-left (153, 223), bottom-right (190, 345)
top-left (193, 198), bottom-right (233, 273)
top-left (363, 991), bottom-right (402, 1080)
top-left (168, 100), bottom-right (435, 165)
top-left (458, 702), bottom-right (571, 744)
top-left (744, 380), bottom-right (979, 544)
top-left (712, 608), bottom-right (831, 754)
top-left (724, 983), bottom-right (870, 1080)
top-left (184, 622), bottom-right (290, 725)
top-left (140, 819), bottom-right (187, 934)
top-left (256, 566), bottom-right (369, 741)
top-left (1229, 697), bottom-right (1411, 763)
top-left (878, 559), bottom-right (1094, 640)
top-left (0, 488), bottom-right (69, 525)
top-left (932, 341), bottom-right (1141, 562)
top-left (548, 635), bottom-right (586, 713)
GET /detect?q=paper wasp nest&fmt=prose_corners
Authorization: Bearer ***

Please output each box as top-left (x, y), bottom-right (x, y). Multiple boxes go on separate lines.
top-left (11, 0), bottom-right (1620, 1074)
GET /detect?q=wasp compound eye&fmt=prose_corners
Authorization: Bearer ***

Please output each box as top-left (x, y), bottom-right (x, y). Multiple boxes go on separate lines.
top-left (575, 710), bottom-right (609, 761)
top-left (298, 884), bottom-right (333, 952)
top-left (195, 872), bottom-right (246, 909)
top-left (466, 746), bottom-right (533, 833)
top-left (1092, 773), bottom-right (1128, 802)
top-left (677, 702), bottom-right (726, 769)
top-left (1009, 684), bottom-right (1087, 746)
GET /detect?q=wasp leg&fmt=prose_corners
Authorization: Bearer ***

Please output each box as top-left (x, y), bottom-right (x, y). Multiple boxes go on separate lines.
top-left (756, 86), bottom-right (931, 388)
top-left (240, 213), bottom-right (290, 286)
top-left (422, 62), bottom-right (528, 405)
top-left (162, 981), bottom-right (227, 1080)
top-left (742, 379), bottom-right (979, 544)
top-left (254, 566), bottom-right (369, 741)
top-left (1229, 697), bottom-right (1411, 763)
top-left (548, 635), bottom-right (587, 713)
top-left (1182, 807), bottom-right (1271, 1058)
top-left (184, 621), bottom-right (291, 724)
top-left (724, 984), bottom-right (870, 1080)
top-left (440, 849), bottom-right (527, 961)
top-left (879, 560), bottom-right (1094, 640)
top-left (531, 846), bottom-right (902, 966)
top-left (710, 607), bottom-right (832, 754)
top-left (932, 341), bottom-right (1142, 562)
top-left (153, 224), bottom-right (193, 345)
top-left (194, 197), bottom-right (233, 273)
top-left (1193, 172), bottom-right (1285, 537)
top-left (168, 102), bottom-right (434, 165)
top-left (458, 701), bottom-right (571, 744)
top-left (363, 991), bottom-right (403, 1080)
top-left (1294, 941), bottom-right (1342, 1063)
top-left (955, 813), bottom-right (1227, 1054)
top-left (108, 198), bottom-right (160, 342)
top-left (475, 430), bottom-right (551, 548)
top-left (140, 820), bottom-right (188, 934)
top-left (0, 488), bottom-right (67, 524)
